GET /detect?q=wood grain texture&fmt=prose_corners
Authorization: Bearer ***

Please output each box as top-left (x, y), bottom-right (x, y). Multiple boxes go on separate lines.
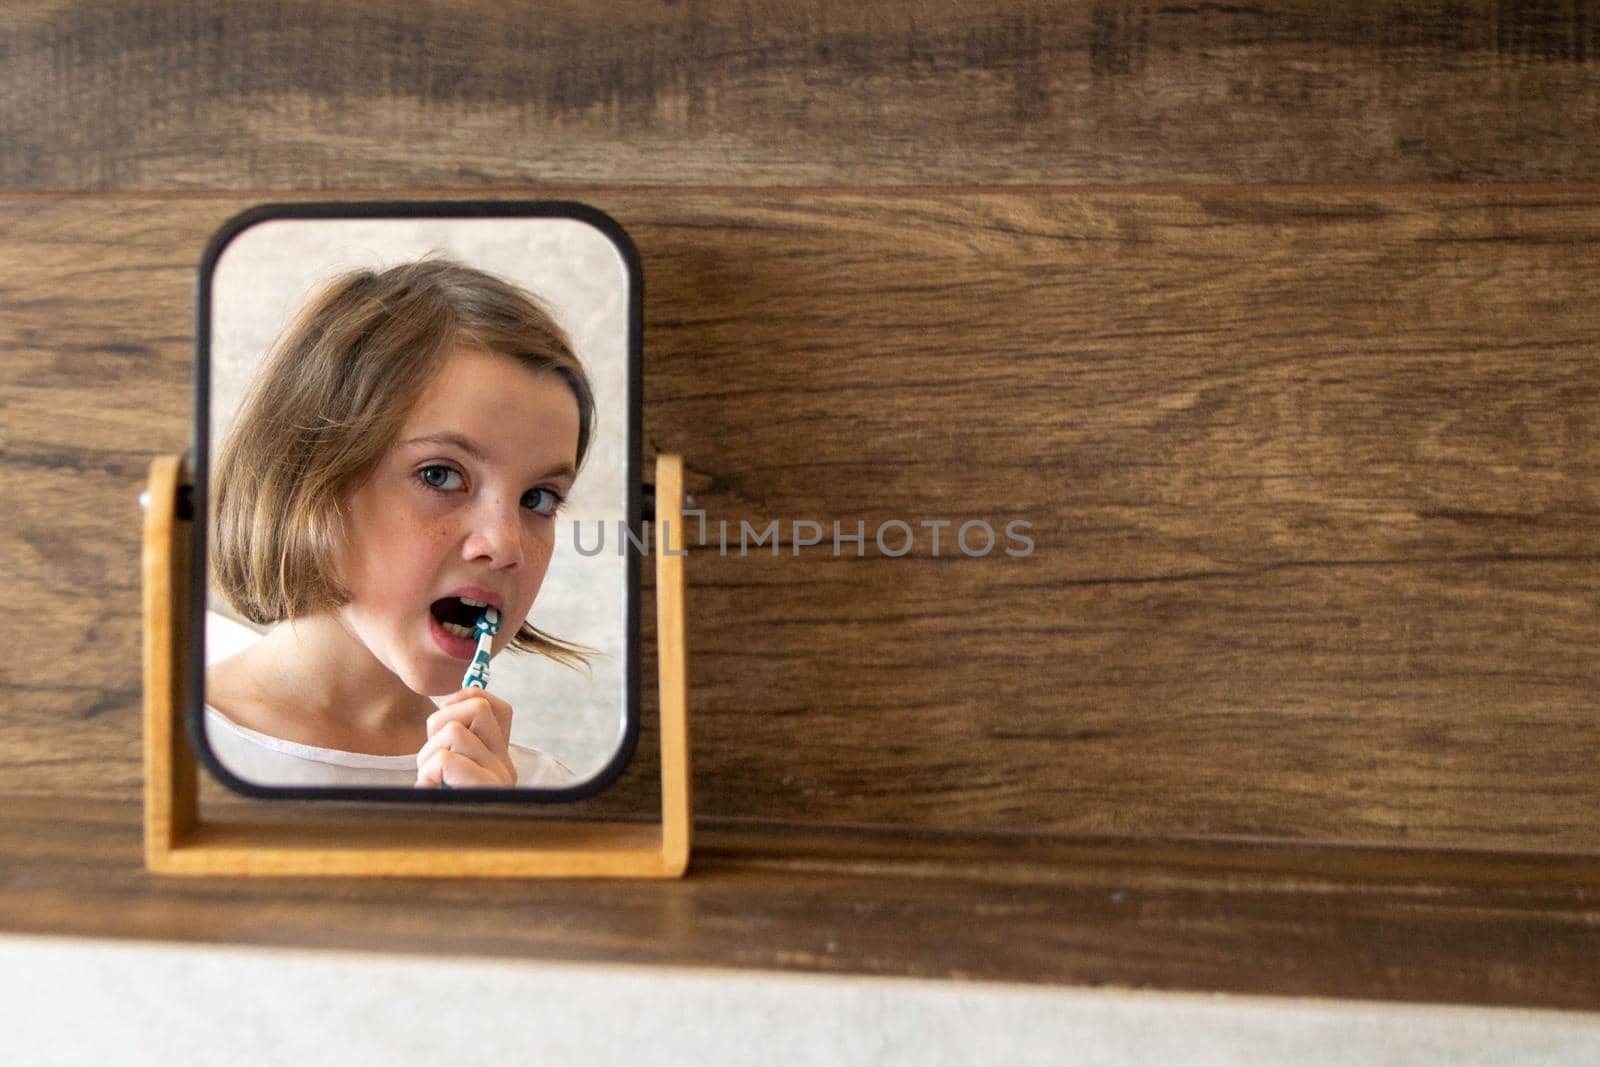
top-left (4, 795), bottom-right (1600, 1008)
top-left (1, 188), bottom-right (1596, 854)
top-left (648, 187), bottom-right (1600, 850)
top-left (4, 1), bottom-right (1600, 189)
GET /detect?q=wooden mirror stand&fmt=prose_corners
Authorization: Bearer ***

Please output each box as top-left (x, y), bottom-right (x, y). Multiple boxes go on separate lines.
top-left (141, 453), bottom-right (691, 878)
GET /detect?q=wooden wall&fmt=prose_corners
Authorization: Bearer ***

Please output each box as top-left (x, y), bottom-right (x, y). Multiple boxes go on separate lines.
top-left (5, 2), bottom-right (1600, 187)
top-left (3, 3), bottom-right (1599, 861)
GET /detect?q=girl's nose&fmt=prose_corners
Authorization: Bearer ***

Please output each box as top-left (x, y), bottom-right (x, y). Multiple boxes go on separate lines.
top-left (462, 501), bottom-right (525, 569)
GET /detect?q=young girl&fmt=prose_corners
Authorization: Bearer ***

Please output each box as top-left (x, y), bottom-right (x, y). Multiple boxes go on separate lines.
top-left (205, 258), bottom-right (593, 789)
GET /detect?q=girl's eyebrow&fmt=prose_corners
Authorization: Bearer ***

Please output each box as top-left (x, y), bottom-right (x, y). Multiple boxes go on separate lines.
top-left (400, 432), bottom-right (487, 460)
top-left (399, 432), bottom-right (576, 482)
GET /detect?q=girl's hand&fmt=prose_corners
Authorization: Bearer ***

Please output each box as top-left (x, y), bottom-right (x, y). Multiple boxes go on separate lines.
top-left (415, 688), bottom-right (518, 788)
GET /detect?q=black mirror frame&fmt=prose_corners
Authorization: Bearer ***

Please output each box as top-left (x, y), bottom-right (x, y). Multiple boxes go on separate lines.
top-left (189, 200), bottom-right (644, 804)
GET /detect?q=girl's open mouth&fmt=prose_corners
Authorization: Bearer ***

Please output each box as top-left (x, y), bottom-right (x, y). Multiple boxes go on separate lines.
top-left (430, 596), bottom-right (486, 639)
top-left (427, 596), bottom-right (495, 659)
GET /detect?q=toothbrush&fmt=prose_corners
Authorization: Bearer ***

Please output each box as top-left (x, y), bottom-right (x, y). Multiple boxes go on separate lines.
top-left (461, 606), bottom-right (501, 690)
top-left (437, 606), bottom-right (500, 791)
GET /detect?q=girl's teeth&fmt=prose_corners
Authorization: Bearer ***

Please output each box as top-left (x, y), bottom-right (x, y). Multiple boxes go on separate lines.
top-left (441, 622), bottom-right (474, 638)
top-left (460, 597), bottom-right (487, 608)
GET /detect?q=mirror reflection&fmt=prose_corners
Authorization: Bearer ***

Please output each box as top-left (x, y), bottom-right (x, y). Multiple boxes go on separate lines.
top-left (200, 209), bottom-right (635, 793)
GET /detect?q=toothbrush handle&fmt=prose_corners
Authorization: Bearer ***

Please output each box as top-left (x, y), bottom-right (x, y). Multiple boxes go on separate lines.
top-left (441, 608), bottom-right (499, 788)
top-left (462, 648), bottom-right (492, 690)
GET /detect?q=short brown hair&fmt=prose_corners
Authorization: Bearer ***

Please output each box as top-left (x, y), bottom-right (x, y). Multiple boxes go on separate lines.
top-left (211, 257), bottom-right (594, 668)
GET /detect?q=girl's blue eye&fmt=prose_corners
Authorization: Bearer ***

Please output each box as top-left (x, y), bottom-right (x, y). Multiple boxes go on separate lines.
top-left (419, 465), bottom-right (463, 491)
top-left (522, 487), bottom-right (563, 516)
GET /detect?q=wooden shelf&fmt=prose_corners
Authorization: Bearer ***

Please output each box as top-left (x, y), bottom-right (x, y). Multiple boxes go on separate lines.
top-left (4, 794), bottom-right (1598, 1011)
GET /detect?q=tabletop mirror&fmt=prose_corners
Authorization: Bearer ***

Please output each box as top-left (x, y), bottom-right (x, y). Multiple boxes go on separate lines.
top-left (193, 202), bottom-right (641, 803)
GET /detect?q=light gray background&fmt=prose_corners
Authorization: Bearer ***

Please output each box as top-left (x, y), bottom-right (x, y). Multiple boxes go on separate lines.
top-left (9, 935), bottom-right (1600, 1067)
top-left (208, 216), bottom-right (631, 782)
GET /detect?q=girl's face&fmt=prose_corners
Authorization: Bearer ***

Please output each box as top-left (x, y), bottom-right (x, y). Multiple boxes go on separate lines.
top-left (333, 347), bottom-right (581, 697)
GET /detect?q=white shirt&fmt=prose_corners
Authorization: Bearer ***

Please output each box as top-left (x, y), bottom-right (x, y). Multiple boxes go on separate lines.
top-left (203, 705), bottom-right (581, 788)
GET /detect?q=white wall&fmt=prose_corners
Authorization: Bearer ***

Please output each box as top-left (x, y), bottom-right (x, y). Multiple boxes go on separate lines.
top-left (5, 935), bottom-right (1598, 1066)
